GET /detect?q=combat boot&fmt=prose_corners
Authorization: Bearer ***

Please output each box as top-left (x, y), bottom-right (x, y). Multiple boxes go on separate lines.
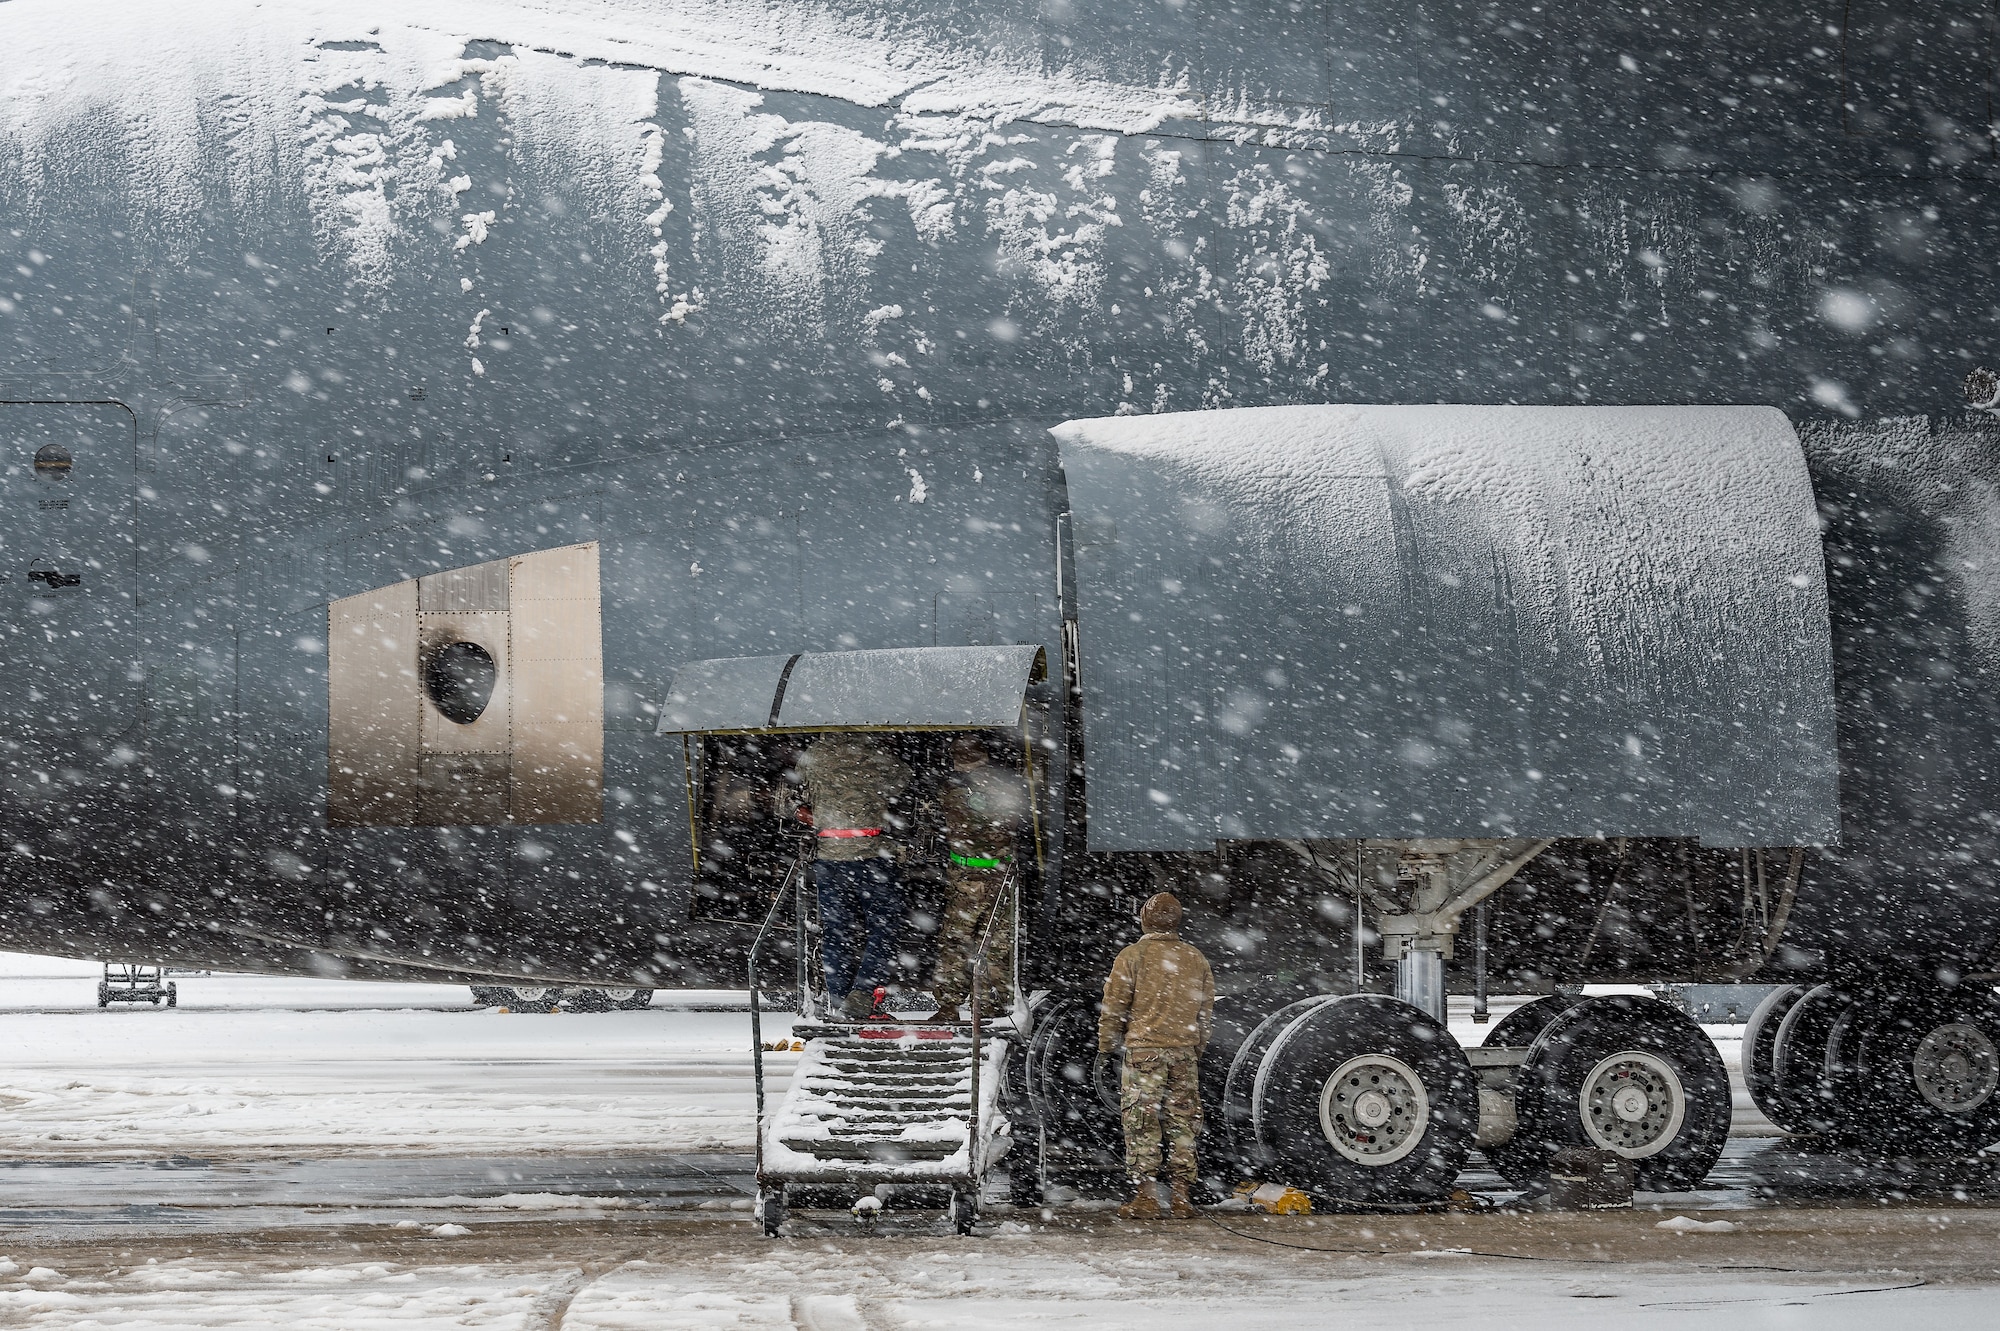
top-left (1117, 1182), bottom-right (1163, 1220)
top-left (1167, 1181), bottom-right (1197, 1218)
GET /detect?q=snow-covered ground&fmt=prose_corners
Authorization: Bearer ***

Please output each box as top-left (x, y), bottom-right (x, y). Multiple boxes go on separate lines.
top-left (0, 956), bottom-right (797, 1158)
top-left (0, 956), bottom-right (1985, 1327)
top-left (0, 962), bottom-right (1763, 1159)
top-left (0, 1224), bottom-right (1992, 1329)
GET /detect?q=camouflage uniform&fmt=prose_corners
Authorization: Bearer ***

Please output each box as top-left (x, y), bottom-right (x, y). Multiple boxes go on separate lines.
top-left (798, 735), bottom-right (909, 862)
top-left (931, 762), bottom-right (1026, 1013)
top-left (1099, 922), bottom-right (1215, 1187)
top-left (1119, 1048), bottom-right (1203, 1183)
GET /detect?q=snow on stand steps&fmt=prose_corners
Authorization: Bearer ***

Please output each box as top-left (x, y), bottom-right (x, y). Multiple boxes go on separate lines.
top-left (764, 1028), bottom-right (1009, 1184)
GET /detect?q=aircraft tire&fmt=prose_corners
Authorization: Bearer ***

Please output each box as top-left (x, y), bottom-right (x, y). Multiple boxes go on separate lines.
top-left (1249, 994), bottom-right (1475, 1203)
top-left (616, 989), bottom-right (655, 1011)
top-left (499, 986), bottom-right (562, 1013)
top-left (1492, 994), bottom-right (1731, 1193)
top-left (1850, 986), bottom-right (2000, 1155)
top-left (1741, 984), bottom-right (1809, 1133)
top-left (1201, 990), bottom-right (1309, 1144)
top-left (1007, 1154), bottom-right (1044, 1207)
top-left (1769, 982), bottom-right (1860, 1135)
top-left (1218, 996), bottom-right (1339, 1172)
top-left (566, 988), bottom-right (615, 1013)
top-left (1479, 994), bottom-right (1580, 1051)
top-left (1022, 994), bottom-right (1123, 1159)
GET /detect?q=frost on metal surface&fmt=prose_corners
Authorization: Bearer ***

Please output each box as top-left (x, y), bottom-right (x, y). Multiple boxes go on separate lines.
top-left (0, 0), bottom-right (1380, 399)
top-left (1055, 404), bottom-right (1838, 852)
top-left (657, 645), bottom-right (1043, 733)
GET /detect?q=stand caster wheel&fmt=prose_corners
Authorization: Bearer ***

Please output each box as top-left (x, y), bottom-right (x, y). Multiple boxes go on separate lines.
top-left (755, 1188), bottom-right (787, 1237)
top-left (948, 1189), bottom-right (979, 1235)
top-left (96, 983), bottom-right (109, 1009)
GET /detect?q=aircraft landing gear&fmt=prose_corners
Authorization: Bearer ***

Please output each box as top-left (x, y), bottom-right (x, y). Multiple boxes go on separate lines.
top-left (497, 986), bottom-right (561, 1013)
top-left (1749, 980), bottom-right (2000, 1154)
top-left (1486, 994), bottom-right (1731, 1192)
top-left (1222, 994), bottom-right (1477, 1202)
top-left (568, 988), bottom-right (611, 1012)
top-left (1020, 995), bottom-right (1125, 1162)
top-left (1025, 988), bottom-right (1739, 1205)
top-left (1742, 984), bottom-right (1809, 1130)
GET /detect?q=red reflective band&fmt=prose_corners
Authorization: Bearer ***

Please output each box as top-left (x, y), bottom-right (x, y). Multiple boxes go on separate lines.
top-left (817, 828), bottom-right (882, 838)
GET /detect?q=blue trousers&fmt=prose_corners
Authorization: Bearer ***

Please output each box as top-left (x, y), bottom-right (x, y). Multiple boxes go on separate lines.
top-left (816, 859), bottom-right (905, 1002)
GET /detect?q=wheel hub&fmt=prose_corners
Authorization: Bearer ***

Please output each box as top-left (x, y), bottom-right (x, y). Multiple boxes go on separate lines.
top-left (1319, 1054), bottom-right (1429, 1167)
top-left (1911, 1022), bottom-right (1999, 1113)
top-left (1579, 1050), bottom-right (1687, 1159)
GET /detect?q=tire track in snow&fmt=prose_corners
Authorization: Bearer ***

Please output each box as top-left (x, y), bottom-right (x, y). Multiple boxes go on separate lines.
top-left (793, 1292), bottom-right (869, 1331)
top-left (534, 1257), bottom-right (637, 1331)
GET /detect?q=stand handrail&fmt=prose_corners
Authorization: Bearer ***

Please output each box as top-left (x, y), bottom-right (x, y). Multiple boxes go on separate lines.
top-left (749, 847), bottom-right (812, 1179)
top-left (965, 868), bottom-right (1018, 1186)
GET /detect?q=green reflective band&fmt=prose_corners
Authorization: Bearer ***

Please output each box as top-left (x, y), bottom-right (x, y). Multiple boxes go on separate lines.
top-left (949, 852), bottom-right (1009, 869)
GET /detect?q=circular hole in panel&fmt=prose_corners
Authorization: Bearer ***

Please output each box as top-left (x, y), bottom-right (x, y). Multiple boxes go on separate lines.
top-left (424, 640), bottom-right (497, 725)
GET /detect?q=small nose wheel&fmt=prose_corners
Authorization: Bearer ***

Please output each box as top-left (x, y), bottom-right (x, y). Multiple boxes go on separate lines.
top-left (755, 1188), bottom-right (787, 1237)
top-left (948, 1189), bottom-right (979, 1235)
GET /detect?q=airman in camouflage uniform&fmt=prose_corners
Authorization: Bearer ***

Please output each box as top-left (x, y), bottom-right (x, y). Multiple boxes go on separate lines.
top-left (930, 732), bottom-right (1027, 1016)
top-left (1097, 892), bottom-right (1214, 1219)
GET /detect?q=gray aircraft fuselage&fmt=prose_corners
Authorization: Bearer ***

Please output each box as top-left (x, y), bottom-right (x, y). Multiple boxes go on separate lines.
top-left (3, 1), bottom-right (1999, 992)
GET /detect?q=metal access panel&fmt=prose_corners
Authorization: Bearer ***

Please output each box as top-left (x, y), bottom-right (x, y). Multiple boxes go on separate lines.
top-left (327, 542), bottom-right (602, 827)
top-left (1054, 405), bottom-right (1839, 852)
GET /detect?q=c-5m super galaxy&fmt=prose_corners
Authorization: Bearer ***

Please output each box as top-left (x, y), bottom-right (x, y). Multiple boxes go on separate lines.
top-left (5, 0), bottom-right (2000, 1211)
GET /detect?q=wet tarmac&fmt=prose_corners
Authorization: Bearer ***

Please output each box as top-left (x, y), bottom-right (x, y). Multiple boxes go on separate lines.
top-left (5, 1137), bottom-right (1998, 1243)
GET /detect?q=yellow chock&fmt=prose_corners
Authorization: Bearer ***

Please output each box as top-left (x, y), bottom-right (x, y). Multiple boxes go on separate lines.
top-left (1235, 1181), bottom-right (1312, 1215)
top-left (497, 1007), bottom-right (511, 1014)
